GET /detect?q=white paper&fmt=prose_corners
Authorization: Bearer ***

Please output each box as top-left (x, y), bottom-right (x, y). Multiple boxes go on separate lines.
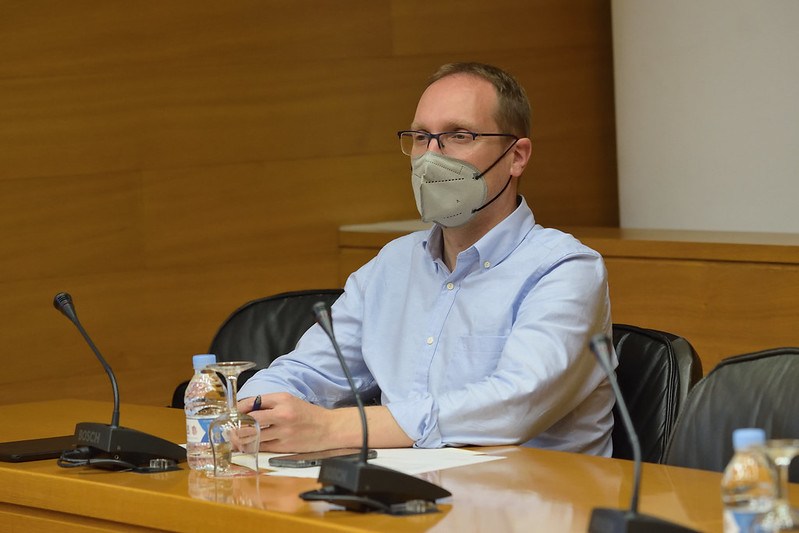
top-left (236, 448), bottom-right (505, 479)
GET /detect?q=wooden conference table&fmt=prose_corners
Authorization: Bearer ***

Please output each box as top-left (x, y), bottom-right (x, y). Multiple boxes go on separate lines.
top-left (1, 400), bottom-right (796, 532)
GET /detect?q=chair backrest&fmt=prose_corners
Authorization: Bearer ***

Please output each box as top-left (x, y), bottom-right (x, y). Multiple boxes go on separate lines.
top-left (170, 289), bottom-right (344, 408)
top-left (611, 324), bottom-right (703, 463)
top-left (664, 347), bottom-right (799, 482)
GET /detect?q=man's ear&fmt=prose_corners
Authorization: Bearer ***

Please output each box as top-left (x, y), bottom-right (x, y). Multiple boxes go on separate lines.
top-left (511, 137), bottom-right (532, 177)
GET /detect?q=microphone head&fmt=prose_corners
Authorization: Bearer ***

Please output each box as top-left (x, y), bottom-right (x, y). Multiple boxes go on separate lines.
top-left (312, 301), bottom-right (329, 317)
top-left (589, 332), bottom-right (610, 350)
top-left (53, 292), bottom-right (78, 323)
top-left (589, 334), bottom-right (613, 367)
top-left (53, 292), bottom-right (72, 310)
top-left (312, 301), bottom-right (334, 338)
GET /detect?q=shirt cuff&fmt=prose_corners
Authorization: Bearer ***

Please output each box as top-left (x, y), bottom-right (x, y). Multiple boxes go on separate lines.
top-left (385, 394), bottom-right (443, 448)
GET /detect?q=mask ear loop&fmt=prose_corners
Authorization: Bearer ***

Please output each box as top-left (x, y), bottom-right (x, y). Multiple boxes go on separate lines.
top-left (471, 138), bottom-right (519, 214)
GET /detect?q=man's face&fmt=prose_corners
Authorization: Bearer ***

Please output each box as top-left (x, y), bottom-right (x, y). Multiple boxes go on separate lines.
top-left (411, 74), bottom-right (516, 206)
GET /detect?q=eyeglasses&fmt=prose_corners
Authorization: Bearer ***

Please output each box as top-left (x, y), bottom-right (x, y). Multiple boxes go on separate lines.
top-left (397, 130), bottom-right (518, 157)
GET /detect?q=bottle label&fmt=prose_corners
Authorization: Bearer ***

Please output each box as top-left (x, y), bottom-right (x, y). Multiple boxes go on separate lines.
top-left (723, 509), bottom-right (759, 533)
top-left (186, 416), bottom-right (216, 444)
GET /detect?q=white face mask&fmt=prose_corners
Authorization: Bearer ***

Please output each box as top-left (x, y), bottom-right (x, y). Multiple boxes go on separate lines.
top-left (410, 144), bottom-right (517, 228)
top-left (411, 152), bottom-right (486, 228)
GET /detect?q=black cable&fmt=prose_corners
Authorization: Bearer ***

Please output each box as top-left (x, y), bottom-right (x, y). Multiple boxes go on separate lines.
top-left (57, 448), bottom-right (137, 471)
top-left (56, 447), bottom-right (178, 473)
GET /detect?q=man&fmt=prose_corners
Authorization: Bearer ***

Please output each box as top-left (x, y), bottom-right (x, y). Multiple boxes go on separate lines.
top-left (238, 62), bottom-right (615, 456)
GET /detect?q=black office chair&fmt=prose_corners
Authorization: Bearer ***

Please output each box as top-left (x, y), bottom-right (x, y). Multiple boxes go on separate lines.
top-left (610, 324), bottom-right (703, 464)
top-left (664, 347), bottom-right (799, 482)
top-left (170, 288), bottom-right (344, 409)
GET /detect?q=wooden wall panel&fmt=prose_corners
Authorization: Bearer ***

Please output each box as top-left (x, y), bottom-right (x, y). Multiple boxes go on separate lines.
top-left (0, 257), bottom-right (340, 407)
top-left (605, 258), bottom-right (799, 370)
top-left (0, 2), bottom-right (392, 78)
top-left (0, 1), bottom-right (617, 407)
top-left (141, 154), bottom-right (413, 268)
top-left (0, 172), bottom-right (144, 280)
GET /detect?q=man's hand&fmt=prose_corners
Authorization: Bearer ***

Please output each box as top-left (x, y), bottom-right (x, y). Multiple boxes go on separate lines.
top-left (238, 393), bottom-right (414, 453)
top-left (238, 392), bottom-right (346, 453)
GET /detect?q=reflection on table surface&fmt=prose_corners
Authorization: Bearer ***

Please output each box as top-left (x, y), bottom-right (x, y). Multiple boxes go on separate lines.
top-left (2, 400), bottom-right (797, 532)
top-left (182, 439), bottom-right (731, 532)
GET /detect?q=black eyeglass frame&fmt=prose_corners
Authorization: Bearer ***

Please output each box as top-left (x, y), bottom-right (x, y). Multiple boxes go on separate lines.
top-left (397, 130), bottom-right (519, 156)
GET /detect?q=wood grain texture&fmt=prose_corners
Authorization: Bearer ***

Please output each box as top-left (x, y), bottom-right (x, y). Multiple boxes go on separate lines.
top-left (0, 1), bottom-right (617, 406)
top-left (5, 400), bottom-right (780, 533)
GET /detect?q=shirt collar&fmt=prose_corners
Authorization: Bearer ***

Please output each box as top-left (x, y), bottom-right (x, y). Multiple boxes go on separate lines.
top-left (422, 195), bottom-right (536, 270)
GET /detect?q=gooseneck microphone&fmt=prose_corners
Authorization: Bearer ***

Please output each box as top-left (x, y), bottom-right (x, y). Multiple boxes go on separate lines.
top-left (310, 302), bottom-right (370, 465)
top-left (54, 293), bottom-right (120, 428)
top-left (588, 334), bottom-right (699, 533)
top-left (300, 301), bottom-right (451, 515)
top-left (53, 292), bottom-right (186, 471)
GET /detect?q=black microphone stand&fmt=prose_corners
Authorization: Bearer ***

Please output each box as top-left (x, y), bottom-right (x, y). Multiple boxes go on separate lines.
top-left (54, 292), bottom-right (120, 428)
top-left (299, 302), bottom-right (451, 515)
top-left (588, 334), bottom-right (700, 533)
top-left (54, 292), bottom-right (186, 471)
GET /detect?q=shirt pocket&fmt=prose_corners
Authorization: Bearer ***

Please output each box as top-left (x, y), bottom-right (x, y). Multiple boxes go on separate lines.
top-left (445, 335), bottom-right (507, 389)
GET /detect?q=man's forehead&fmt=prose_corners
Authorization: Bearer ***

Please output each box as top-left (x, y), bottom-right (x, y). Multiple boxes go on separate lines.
top-left (412, 75), bottom-right (498, 131)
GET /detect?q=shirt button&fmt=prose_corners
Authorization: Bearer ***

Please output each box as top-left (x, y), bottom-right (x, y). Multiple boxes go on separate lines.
top-left (483, 261), bottom-right (491, 269)
top-left (446, 282), bottom-right (454, 290)
top-left (426, 337), bottom-right (434, 345)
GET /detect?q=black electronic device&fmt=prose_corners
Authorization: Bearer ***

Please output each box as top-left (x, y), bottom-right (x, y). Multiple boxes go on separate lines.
top-left (299, 301), bottom-right (451, 515)
top-left (53, 292), bottom-right (186, 471)
top-left (0, 435), bottom-right (76, 463)
top-left (269, 448), bottom-right (378, 468)
top-left (587, 334), bottom-right (700, 533)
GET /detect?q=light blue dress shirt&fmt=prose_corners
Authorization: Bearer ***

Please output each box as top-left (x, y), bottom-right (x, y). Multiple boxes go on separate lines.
top-left (239, 196), bottom-right (615, 456)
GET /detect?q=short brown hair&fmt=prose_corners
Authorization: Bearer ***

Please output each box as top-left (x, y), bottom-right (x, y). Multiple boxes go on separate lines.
top-left (428, 62), bottom-right (531, 138)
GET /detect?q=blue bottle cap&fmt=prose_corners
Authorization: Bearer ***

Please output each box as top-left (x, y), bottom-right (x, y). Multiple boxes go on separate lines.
top-left (732, 428), bottom-right (766, 451)
top-left (192, 354), bottom-right (217, 370)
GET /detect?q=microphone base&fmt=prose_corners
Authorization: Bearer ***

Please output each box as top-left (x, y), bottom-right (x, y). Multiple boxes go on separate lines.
top-left (300, 456), bottom-right (451, 515)
top-left (588, 508), bottom-right (701, 533)
top-left (72, 422), bottom-right (186, 469)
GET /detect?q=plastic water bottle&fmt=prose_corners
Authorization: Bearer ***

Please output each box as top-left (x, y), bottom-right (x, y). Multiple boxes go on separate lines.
top-left (721, 428), bottom-right (775, 533)
top-left (184, 354), bottom-right (227, 471)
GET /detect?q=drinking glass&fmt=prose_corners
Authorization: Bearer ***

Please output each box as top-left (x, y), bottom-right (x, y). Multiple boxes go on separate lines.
top-left (208, 361), bottom-right (261, 477)
top-left (751, 439), bottom-right (799, 532)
